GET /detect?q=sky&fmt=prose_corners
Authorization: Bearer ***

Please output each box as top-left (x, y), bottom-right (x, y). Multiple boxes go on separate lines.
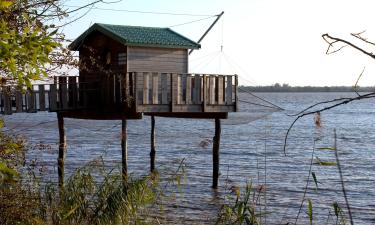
top-left (62, 0), bottom-right (375, 86)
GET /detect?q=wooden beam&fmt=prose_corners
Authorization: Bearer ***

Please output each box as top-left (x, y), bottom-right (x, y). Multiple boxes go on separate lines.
top-left (203, 75), bottom-right (207, 112)
top-left (161, 73), bottom-right (168, 104)
top-left (3, 87), bottom-right (12, 115)
top-left (193, 75), bottom-right (201, 104)
top-left (234, 75), bottom-right (239, 112)
top-left (39, 85), bottom-right (46, 111)
top-left (59, 111), bottom-right (143, 120)
top-left (59, 77), bottom-right (68, 110)
top-left (15, 90), bottom-right (23, 112)
top-left (143, 72), bottom-right (149, 104)
top-left (186, 76), bottom-right (192, 104)
top-left (150, 116), bottom-right (156, 172)
top-left (121, 119), bottom-right (128, 183)
top-left (212, 118), bottom-right (221, 188)
top-left (218, 76), bottom-right (224, 104)
top-left (209, 76), bottom-right (215, 105)
top-left (57, 113), bottom-right (66, 187)
top-left (152, 73), bottom-right (159, 104)
top-left (226, 76), bottom-right (233, 105)
top-left (144, 112), bottom-right (228, 119)
top-left (27, 87), bottom-right (36, 113)
top-left (171, 73), bottom-right (176, 112)
top-left (49, 84), bottom-right (57, 111)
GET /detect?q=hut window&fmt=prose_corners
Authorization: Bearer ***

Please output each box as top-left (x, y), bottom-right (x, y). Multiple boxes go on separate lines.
top-left (118, 52), bottom-right (127, 65)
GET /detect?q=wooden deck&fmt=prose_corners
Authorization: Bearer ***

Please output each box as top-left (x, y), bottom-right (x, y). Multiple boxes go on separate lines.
top-left (0, 72), bottom-right (238, 118)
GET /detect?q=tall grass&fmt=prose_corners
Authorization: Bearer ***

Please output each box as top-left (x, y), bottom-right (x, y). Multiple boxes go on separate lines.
top-left (215, 181), bottom-right (263, 225)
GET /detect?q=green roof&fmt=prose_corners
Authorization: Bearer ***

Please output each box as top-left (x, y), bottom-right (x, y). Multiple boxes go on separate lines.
top-left (69, 23), bottom-right (201, 50)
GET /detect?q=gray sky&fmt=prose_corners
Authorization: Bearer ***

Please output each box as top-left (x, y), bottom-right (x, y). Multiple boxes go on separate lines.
top-left (63, 0), bottom-right (375, 86)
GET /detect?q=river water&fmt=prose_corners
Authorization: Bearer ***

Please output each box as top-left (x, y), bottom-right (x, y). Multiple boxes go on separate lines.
top-left (3, 92), bottom-right (375, 224)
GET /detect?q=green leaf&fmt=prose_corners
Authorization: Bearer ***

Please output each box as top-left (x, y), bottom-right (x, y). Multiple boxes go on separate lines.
top-left (315, 157), bottom-right (337, 166)
top-left (0, 161), bottom-right (19, 183)
top-left (311, 172), bottom-right (319, 191)
top-left (63, 205), bottom-right (80, 219)
top-left (333, 202), bottom-right (340, 217)
top-left (0, 1), bottom-right (13, 9)
top-left (308, 199), bottom-right (313, 225)
top-left (317, 147), bottom-right (336, 151)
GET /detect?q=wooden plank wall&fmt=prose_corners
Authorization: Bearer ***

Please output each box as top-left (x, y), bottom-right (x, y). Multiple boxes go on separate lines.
top-left (128, 47), bottom-right (188, 74)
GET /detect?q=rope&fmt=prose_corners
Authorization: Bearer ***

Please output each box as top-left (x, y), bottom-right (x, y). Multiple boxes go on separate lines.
top-left (169, 15), bottom-right (217, 28)
top-left (63, 5), bottom-right (216, 17)
top-left (239, 87), bottom-right (285, 111)
top-left (238, 99), bottom-right (281, 110)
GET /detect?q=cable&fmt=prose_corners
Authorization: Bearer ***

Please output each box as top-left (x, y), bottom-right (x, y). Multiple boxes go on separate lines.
top-left (63, 5), bottom-right (215, 17)
top-left (238, 99), bottom-right (281, 110)
top-left (239, 87), bottom-right (284, 111)
top-left (168, 15), bottom-right (216, 28)
top-left (222, 53), bottom-right (259, 85)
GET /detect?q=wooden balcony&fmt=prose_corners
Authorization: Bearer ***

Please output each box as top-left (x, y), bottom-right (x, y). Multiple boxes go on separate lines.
top-left (134, 72), bottom-right (238, 113)
top-left (0, 72), bottom-right (238, 118)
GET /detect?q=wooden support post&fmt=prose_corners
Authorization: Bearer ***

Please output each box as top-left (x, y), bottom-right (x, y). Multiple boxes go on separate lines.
top-left (212, 118), bottom-right (221, 189)
top-left (57, 113), bottom-right (66, 187)
top-left (150, 116), bottom-right (156, 172)
top-left (121, 119), bottom-right (128, 182)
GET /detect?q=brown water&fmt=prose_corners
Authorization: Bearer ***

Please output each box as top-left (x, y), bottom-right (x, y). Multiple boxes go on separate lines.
top-left (3, 92), bottom-right (375, 224)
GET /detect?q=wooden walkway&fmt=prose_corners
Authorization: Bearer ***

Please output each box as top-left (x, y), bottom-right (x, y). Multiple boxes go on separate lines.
top-left (0, 73), bottom-right (238, 115)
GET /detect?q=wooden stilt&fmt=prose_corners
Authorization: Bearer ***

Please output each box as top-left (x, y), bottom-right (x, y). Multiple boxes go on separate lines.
top-left (121, 119), bottom-right (128, 182)
top-left (57, 113), bottom-right (66, 187)
top-left (212, 118), bottom-right (221, 188)
top-left (150, 116), bottom-right (156, 172)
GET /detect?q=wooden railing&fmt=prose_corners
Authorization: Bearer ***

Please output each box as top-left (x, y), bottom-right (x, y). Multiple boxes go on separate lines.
top-left (0, 84), bottom-right (51, 115)
top-left (132, 72), bottom-right (238, 113)
top-left (0, 72), bottom-right (238, 114)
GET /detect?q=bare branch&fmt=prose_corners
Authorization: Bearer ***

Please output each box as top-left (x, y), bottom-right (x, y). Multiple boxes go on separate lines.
top-left (353, 66), bottom-right (366, 96)
top-left (351, 30), bottom-right (375, 46)
top-left (283, 92), bottom-right (375, 155)
top-left (322, 33), bottom-right (375, 60)
top-left (287, 97), bottom-right (354, 117)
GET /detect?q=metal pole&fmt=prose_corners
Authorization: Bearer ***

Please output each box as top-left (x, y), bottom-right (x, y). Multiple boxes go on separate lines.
top-left (189, 11), bottom-right (224, 55)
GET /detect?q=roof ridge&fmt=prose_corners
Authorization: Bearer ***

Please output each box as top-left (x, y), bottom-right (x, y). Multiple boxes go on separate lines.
top-left (69, 23), bottom-right (201, 50)
top-left (166, 27), bottom-right (200, 46)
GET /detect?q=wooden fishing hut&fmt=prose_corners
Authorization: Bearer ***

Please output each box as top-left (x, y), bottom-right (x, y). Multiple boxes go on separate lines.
top-left (0, 23), bottom-right (238, 188)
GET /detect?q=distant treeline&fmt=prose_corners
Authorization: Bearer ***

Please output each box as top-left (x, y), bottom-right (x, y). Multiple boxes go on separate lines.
top-left (239, 83), bottom-right (375, 92)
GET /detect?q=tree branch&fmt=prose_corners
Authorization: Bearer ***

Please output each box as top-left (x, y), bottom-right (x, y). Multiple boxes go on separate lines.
top-left (322, 33), bottom-right (375, 60)
top-left (283, 92), bottom-right (375, 155)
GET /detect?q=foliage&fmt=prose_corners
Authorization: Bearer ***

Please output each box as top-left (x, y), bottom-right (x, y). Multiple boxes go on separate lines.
top-left (215, 181), bottom-right (262, 225)
top-left (0, 0), bottom-right (76, 88)
top-left (0, 118), bottom-right (26, 186)
top-left (46, 162), bottom-right (159, 225)
top-left (0, 158), bottom-right (161, 225)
